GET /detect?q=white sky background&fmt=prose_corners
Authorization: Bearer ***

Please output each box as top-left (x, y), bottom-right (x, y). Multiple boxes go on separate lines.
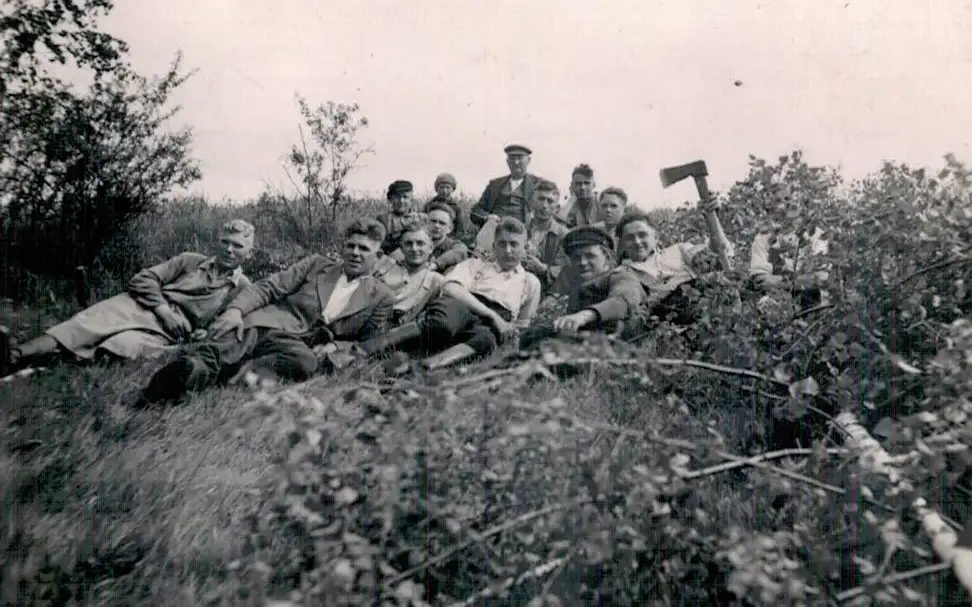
top-left (104, 0), bottom-right (972, 210)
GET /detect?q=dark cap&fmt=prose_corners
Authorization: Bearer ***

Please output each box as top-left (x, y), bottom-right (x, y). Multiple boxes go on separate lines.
top-left (387, 180), bottom-right (414, 197)
top-left (561, 225), bottom-right (615, 254)
top-left (504, 144), bottom-right (532, 156)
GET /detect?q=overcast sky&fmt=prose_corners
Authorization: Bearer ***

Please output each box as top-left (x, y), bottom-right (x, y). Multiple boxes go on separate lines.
top-left (104, 0), bottom-right (972, 209)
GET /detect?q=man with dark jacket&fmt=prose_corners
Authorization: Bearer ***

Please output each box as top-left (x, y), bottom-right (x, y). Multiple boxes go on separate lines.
top-left (470, 144), bottom-right (547, 228)
top-left (519, 225), bottom-right (644, 350)
top-left (138, 219), bottom-right (395, 403)
top-left (378, 180), bottom-right (418, 254)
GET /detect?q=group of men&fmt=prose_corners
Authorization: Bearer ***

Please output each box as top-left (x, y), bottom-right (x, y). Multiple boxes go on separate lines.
top-left (0, 144), bottom-right (828, 404)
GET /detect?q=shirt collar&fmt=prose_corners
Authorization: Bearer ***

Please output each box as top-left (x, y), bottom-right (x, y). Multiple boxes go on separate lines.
top-left (490, 260), bottom-right (523, 275)
top-left (201, 257), bottom-right (244, 286)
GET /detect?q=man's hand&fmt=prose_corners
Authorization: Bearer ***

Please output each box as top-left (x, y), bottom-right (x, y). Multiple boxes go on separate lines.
top-left (154, 304), bottom-right (192, 340)
top-left (520, 254), bottom-right (546, 275)
top-left (487, 313), bottom-right (517, 342)
top-left (190, 328), bottom-right (209, 342)
top-left (698, 193), bottom-right (720, 214)
top-left (486, 214), bottom-right (501, 223)
top-left (753, 274), bottom-right (786, 290)
top-left (209, 308), bottom-right (245, 341)
top-left (312, 343), bottom-right (337, 358)
top-left (428, 261), bottom-right (439, 272)
top-left (553, 310), bottom-right (597, 334)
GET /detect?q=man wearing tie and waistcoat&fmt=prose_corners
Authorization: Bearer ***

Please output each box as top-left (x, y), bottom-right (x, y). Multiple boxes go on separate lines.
top-left (470, 144), bottom-right (546, 228)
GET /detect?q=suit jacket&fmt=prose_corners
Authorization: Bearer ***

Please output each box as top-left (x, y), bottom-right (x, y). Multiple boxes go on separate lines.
top-left (550, 266), bottom-right (644, 328)
top-left (525, 218), bottom-right (570, 288)
top-left (470, 173), bottom-right (544, 227)
top-left (230, 254), bottom-right (394, 342)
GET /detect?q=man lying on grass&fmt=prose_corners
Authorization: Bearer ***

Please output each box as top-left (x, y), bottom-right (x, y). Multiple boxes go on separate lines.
top-left (137, 219), bottom-right (394, 404)
top-left (352, 216), bottom-right (542, 372)
top-left (617, 198), bottom-right (735, 326)
top-left (519, 225), bottom-right (645, 350)
top-left (0, 219), bottom-right (256, 377)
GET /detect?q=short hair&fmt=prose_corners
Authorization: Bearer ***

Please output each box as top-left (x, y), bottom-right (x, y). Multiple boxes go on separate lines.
top-left (400, 214), bottom-right (431, 238)
top-left (571, 163), bottom-right (594, 179)
top-left (425, 202), bottom-right (456, 223)
top-left (615, 210), bottom-right (654, 240)
top-left (533, 179), bottom-right (560, 198)
top-left (345, 218), bottom-right (386, 244)
top-left (220, 218), bottom-right (255, 242)
top-left (494, 216), bottom-right (527, 239)
top-left (599, 187), bottom-right (628, 205)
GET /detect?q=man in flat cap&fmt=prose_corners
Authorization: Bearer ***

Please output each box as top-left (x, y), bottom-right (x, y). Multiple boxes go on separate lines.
top-left (378, 180), bottom-right (419, 255)
top-left (519, 225), bottom-right (644, 349)
top-left (424, 172), bottom-right (472, 244)
top-left (0, 219), bottom-right (257, 375)
top-left (470, 144), bottom-right (547, 232)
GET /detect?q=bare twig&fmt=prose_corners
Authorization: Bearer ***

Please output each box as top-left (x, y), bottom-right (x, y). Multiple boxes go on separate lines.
top-left (895, 257), bottom-right (970, 288)
top-left (680, 448), bottom-right (847, 480)
top-left (835, 562), bottom-right (951, 602)
top-left (507, 399), bottom-right (698, 451)
top-left (382, 499), bottom-right (590, 589)
top-left (448, 556), bottom-right (569, 607)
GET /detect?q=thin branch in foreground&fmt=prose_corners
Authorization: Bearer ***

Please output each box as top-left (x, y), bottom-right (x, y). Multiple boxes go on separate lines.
top-left (834, 562), bottom-right (951, 602)
top-left (448, 556), bottom-right (569, 607)
top-left (680, 448), bottom-right (847, 480)
top-left (895, 256), bottom-right (970, 288)
top-left (382, 498), bottom-right (591, 589)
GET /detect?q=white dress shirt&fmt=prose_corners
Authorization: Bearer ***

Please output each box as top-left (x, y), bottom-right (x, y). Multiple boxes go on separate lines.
top-left (321, 273), bottom-right (362, 324)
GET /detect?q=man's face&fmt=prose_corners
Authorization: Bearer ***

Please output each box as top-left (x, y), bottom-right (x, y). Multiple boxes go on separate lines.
top-left (400, 229), bottom-right (433, 268)
top-left (493, 228), bottom-right (527, 270)
top-left (388, 191), bottom-right (412, 214)
top-left (598, 194), bottom-right (626, 227)
top-left (343, 233), bottom-right (381, 278)
top-left (620, 220), bottom-right (658, 262)
top-left (531, 189), bottom-right (559, 220)
top-left (568, 244), bottom-right (611, 282)
top-left (216, 231), bottom-right (254, 270)
top-left (435, 183), bottom-right (455, 200)
top-left (426, 209), bottom-right (453, 242)
top-left (570, 172), bottom-right (595, 202)
top-left (506, 153), bottom-right (530, 178)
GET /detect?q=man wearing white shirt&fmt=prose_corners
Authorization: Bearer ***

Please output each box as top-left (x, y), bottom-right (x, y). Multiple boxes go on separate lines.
top-left (749, 227), bottom-right (830, 307)
top-left (139, 219), bottom-right (395, 403)
top-left (370, 217), bottom-right (542, 372)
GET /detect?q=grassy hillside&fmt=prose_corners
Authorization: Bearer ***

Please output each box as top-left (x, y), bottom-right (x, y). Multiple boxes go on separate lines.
top-left (2, 153), bottom-right (972, 605)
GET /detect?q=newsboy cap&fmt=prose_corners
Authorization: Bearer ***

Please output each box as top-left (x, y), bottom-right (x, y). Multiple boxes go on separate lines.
top-left (386, 180), bottom-right (414, 197)
top-left (504, 144), bottom-right (532, 155)
top-left (433, 172), bottom-right (457, 189)
top-left (561, 225), bottom-right (615, 254)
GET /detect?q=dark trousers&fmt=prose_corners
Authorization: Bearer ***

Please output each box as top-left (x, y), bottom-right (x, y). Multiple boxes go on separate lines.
top-left (182, 327), bottom-right (319, 389)
top-left (421, 294), bottom-right (509, 356)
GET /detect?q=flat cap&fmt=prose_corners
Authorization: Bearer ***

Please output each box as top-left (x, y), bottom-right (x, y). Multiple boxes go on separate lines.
top-left (504, 144), bottom-right (532, 155)
top-left (561, 225), bottom-right (615, 254)
top-left (386, 180), bottom-right (414, 197)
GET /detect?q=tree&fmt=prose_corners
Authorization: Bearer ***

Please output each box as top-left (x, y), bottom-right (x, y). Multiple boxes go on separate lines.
top-left (0, 0), bottom-right (200, 282)
top-left (275, 95), bottom-right (374, 245)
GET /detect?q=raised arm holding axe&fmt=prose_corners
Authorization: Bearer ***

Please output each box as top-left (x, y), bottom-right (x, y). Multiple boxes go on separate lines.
top-left (659, 159), bottom-right (734, 271)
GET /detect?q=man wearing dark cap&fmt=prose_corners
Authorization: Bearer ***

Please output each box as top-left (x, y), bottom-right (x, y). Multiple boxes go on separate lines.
top-left (519, 225), bottom-right (644, 350)
top-left (378, 180), bottom-right (418, 254)
top-left (470, 144), bottom-right (547, 229)
top-left (423, 172), bottom-right (472, 243)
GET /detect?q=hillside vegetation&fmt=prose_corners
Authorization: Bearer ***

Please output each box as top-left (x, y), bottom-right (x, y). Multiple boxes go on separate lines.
top-left (2, 152), bottom-right (972, 605)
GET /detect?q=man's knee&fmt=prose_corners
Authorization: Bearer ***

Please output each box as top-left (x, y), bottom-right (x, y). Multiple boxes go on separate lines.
top-left (466, 325), bottom-right (498, 355)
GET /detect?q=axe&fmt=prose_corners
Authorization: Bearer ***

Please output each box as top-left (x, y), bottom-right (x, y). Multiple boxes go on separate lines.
top-left (659, 160), bottom-right (732, 271)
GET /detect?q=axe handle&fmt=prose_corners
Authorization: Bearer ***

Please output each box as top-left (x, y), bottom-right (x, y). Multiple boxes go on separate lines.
top-left (691, 175), bottom-right (733, 272)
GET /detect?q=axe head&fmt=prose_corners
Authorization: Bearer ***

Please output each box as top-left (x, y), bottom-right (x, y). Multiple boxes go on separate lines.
top-left (659, 160), bottom-right (708, 189)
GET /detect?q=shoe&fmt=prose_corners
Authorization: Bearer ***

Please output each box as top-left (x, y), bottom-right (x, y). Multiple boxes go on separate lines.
top-left (138, 358), bottom-right (194, 405)
top-left (358, 322), bottom-right (422, 357)
top-left (0, 325), bottom-right (21, 378)
top-left (420, 343), bottom-right (478, 371)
